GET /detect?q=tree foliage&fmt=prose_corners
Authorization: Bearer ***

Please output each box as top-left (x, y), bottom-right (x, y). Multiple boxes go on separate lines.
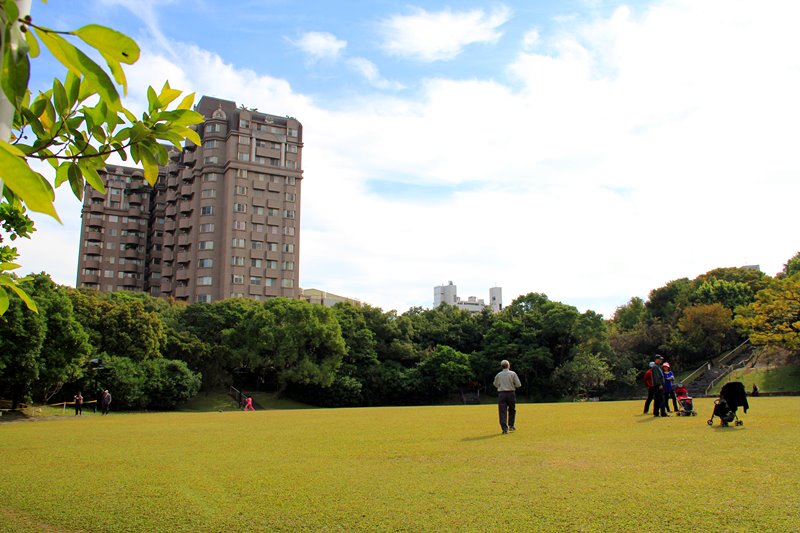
top-left (735, 275), bottom-right (800, 350)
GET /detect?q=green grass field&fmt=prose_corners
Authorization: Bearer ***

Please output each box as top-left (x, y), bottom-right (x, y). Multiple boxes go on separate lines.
top-left (2, 398), bottom-right (799, 532)
top-left (709, 364), bottom-right (800, 395)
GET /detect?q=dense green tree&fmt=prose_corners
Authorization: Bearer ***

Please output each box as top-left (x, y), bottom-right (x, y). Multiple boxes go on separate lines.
top-left (694, 278), bottom-right (754, 310)
top-left (25, 274), bottom-right (90, 403)
top-left (610, 297), bottom-right (647, 332)
top-left (646, 278), bottom-right (693, 324)
top-left (414, 345), bottom-right (473, 402)
top-left (405, 304), bottom-right (484, 355)
top-left (779, 251), bottom-right (800, 279)
top-left (0, 284), bottom-right (45, 408)
top-left (673, 303), bottom-right (735, 365)
top-left (228, 298), bottom-right (346, 394)
top-left (552, 351), bottom-right (614, 398)
top-left (735, 275), bottom-right (800, 350)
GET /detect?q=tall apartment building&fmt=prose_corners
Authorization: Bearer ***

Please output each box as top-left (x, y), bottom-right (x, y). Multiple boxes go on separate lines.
top-left (433, 282), bottom-right (503, 313)
top-left (76, 96), bottom-right (303, 303)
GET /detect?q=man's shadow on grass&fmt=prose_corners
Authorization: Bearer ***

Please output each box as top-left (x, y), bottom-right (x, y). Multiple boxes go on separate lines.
top-left (461, 433), bottom-right (505, 441)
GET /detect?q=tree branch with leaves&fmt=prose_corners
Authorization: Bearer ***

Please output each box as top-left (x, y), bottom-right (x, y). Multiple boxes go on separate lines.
top-left (0, 0), bottom-right (203, 314)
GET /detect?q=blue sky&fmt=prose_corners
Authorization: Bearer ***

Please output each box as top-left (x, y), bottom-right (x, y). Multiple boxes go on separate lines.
top-left (15, 0), bottom-right (800, 316)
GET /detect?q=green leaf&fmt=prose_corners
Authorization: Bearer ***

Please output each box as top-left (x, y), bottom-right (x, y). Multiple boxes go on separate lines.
top-left (64, 71), bottom-right (80, 107)
top-left (34, 28), bottom-right (122, 111)
top-left (176, 92), bottom-right (195, 110)
top-left (67, 162), bottom-right (84, 199)
top-left (1, 30), bottom-right (31, 108)
top-left (24, 28), bottom-right (40, 58)
top-left (0, 141), bottom-right (60, 221)
top-left (74, 24), bottom-right (140, 64)
top-left (77, 158), bottom-right (106, 193)
top-left (138, 147), bottom-right (159, 185)
top-left (0, 288), bottom-right (8, 315)
top-left (0, 275), bottom-right (38, 313)
top-left (55, 161), bottom-right (70, 187)
top-left (53, 78), bottom-right (68, 117)
top-left (156, 81), bottom-right (182, 108)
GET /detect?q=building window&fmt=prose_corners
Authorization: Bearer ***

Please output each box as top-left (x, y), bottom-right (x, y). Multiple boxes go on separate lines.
top-left (201, 189), bottom-right (216, 198)
top-left (282, 261), bottom-right (294, 270)
top-left (233, 203), bottom-right (247, 213)
top-left (231, 256), bottom-right (245, 266)
top-left (238, 135), bottom-right (251, 145)
top-left (265, 260), bottom-right (278, 269)
top-left (196, 294), bottom-right (212, 303)
top-left (285, 192), bottom-right (296, 202)
top-left (288, 128), bottom-right (298, 137)
top-left (200, 223), bottom-right (215, 233)
top-left (281, 278), bottom-right (294, 288)
top-left (233, 220), bottom-right (247, 231)
top-left (104, 270), bottom-right (114, 278)
top-left (251, 258), bottom-right (262, 268)
top-left (237, 152), bottom-right (250, 162)
top-left (203, 173), bottom-right (221, 182)
top-left (284, 210), bottom-right (295, 219)
top-left (267, 242), bottom-right (278, 252)
top-left (253, 206), bottom-right (265, 215)
top-left (205, 140), bottom-right (220, 148)
top-left (252, 223), bottom-right (264, 233)
top-left (198, 240), bottom-right (214, 250)
top-left (201, 205), bottom-right (215, 215)
top-left (267, 208), bottom-right (279, 217)
top-left (285, 176), bottom-right (296, 185)
top-left (250, 276), bottom-right (262, 285)
top-left (235, 185), bottom-right (247, 195)
top-left (239, 119), bottom-right (250, 129)
top-left (204, 156), bottom-right (219, 164)
top-left (198, 258), bottom-right (213, 268)
top-left (232, 274), bottom-right (244, 284)
top-left (251, 240), bottom-right (263, 250)
top-left (284, 226), bottom-right (295, 236)
top-left (198, 276), bottom-right (213, 286)
top-left (230, 292), bottom-right (244, 298)
top-left (236, 169), bottom-right (248, 178)
top-left (265, 277), bottom-right (277, 287)
top-left (232, 238), bottom-right (246, 248)
top-left (287, 144), bottom-right (298, 153)
top-left (205, 123), bottom-right (221, 133)
top-left (282, 244), bottom-right (294, 253)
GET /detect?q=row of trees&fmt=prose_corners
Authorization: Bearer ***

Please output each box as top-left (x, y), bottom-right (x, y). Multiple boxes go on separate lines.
top-left (1, 252), bottom-right (798, 409)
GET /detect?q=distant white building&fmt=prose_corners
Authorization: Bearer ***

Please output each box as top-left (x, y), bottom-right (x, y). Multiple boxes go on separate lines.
top-left (433, 282), bottom-right (502, 313)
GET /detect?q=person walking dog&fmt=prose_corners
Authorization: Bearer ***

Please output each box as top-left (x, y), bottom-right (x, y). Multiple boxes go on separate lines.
top-left (494, 360), bottom-right (522, 434)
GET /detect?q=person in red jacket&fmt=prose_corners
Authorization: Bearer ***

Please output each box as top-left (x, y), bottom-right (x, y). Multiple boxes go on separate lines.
top-left (643, 362), bottom-right (655, 414)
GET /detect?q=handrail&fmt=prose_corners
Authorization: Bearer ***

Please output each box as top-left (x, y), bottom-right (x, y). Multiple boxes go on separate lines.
top-left (704, 344), bottom-right (759, 396)
top-left (682, 340), bottom-right (751, 386)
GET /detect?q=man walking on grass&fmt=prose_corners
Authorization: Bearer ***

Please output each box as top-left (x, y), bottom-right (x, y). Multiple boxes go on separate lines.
top-left (494, 360), bottom-right (522, 434)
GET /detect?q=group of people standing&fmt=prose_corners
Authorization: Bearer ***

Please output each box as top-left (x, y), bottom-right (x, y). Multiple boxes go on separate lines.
top-left (72, 389), bottom-right (112, 416)
top-left (643, 354), bottom-right (677, 417)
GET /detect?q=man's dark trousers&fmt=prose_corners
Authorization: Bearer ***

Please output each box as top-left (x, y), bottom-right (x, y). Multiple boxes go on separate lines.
top-left (498, 391), bottom-right (517, 431)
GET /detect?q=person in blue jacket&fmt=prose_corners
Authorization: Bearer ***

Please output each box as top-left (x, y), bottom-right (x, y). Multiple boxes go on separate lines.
top-left (662, 362), bottom-right (678, 412)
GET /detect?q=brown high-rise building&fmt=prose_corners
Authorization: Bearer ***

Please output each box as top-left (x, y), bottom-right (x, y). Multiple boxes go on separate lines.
top-left (76, 96), bottom-right (303, 303)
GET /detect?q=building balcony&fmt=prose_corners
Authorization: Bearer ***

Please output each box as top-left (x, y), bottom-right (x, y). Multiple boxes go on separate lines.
top-left (175, 268), bottom-right (190, 281)
top-left (128, 192), bottom-right (143, 204)
top-left (164, 219), bottom-right (176, 232)
top-left (179, 202), bottom-right (193, 214)
top-left (123, 247), bottom-right (140, 259)
top-left (82, 274), bottom-right (100, 284)
top-left (176, 251), bottom-right (191, 264)
top-left (120, 276), bottom-right (140, 287)
top-left (83, 258), bottom-right (101, 269)
top-left (180, 185), bottom-right (193, 197)
top-left (174, 285), bottom-right (190, 299)
top-left (123, 234), bottom-right (141, 245)
top-left (178, 218), bottom-right (192, 230)
top-left (177, 234), bottom-right (190, 246)
top-left (86, 230), bottom-right (102, 241)
top-left (126, 219), bottom-right (141, 231)
top-left (162, 249), bottom-right (174, 262)
top-left (160, 264), bottom-right (173, 277)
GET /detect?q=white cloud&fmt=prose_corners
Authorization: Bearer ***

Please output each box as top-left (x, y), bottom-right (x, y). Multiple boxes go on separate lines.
top-left (346, 57), bottom-right (404, 90)
top-left (522, 29), bottom-right (540, 51)
top-left (289, 31), bottom-right (347, 62)
top-left (379, 5), bottom-right (512, 61)
top-left (15, 0), bottom-right (800, 319)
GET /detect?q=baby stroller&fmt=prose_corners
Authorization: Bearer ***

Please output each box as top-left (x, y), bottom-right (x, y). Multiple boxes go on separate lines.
top-left (707, 381), bottom-right (749, 427)
top-left (674, 384), bottom-right (696, 416)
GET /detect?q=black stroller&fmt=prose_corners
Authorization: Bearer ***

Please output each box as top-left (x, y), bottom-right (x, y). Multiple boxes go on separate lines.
top-left (707, 381), bottom-right (749, 427)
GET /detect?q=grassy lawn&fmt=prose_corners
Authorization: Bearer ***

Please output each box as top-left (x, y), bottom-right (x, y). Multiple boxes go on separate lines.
top-left (1, 398), bottom-right (799, 531)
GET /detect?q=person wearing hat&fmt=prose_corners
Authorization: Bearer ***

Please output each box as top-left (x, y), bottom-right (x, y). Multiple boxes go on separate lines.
top-left (651, 355), bottom-right (668, 417)
top-left (662, 362), bottom-right (678, 412)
